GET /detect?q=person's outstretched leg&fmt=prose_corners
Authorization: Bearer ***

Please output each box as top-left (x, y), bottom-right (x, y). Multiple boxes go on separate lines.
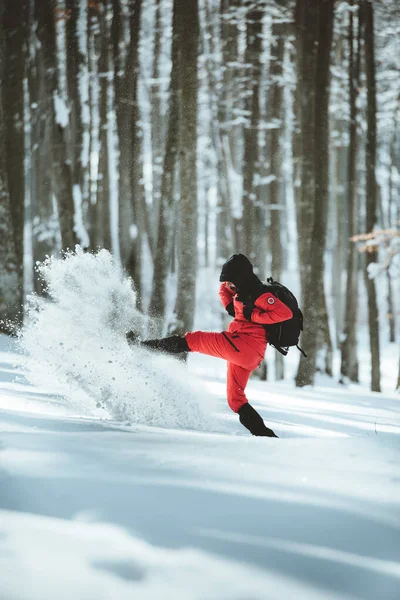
top-left (140, 335), bottom-right (190, 354)
top-left (131, 330), bottom-right (261, 368)
top-left (228, 362), bottom-right (278, 438)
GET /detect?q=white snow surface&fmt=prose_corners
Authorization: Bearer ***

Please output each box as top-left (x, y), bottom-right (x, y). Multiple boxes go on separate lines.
top-left (1, 251), bottom-right (400, 599)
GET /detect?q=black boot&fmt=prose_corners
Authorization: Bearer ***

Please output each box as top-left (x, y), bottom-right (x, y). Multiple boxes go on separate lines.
top-left (238, 403), bottom-right (278, 438)
top-left (126, 331), bottom-right (140, 346)
top-left (140, 335), bottom-right (190, 354)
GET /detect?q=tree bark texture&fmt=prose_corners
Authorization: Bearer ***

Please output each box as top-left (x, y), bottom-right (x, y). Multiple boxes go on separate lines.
top-left (115, 0), bottom-right (143, 290)
top-left (66, 0), bottom-right (87, 240)
top-left (148, 0), bottom-right (181, 329)
top-left (362, 0), bottom-right (381, 392)
top-left (296, 0), bottom-right (334, 387)
top-left (35, 0), bottom-right (78, 252)
top-left (242, 6), bottom-right (263, 263)
top-left (216, 0), bottom-right (241, 261)
top-left (3, 1), bottom-right (25, 281)
top-left (0, 4), bottom-right (22, 331)
top-left (150, 0), bottom-right (163, 252)
top-left (3, 0), bottom-right (25, 315)
top-left (174, 0), bottom-right (199, 335)
top-left (26, 3), bottom-right (58, 292)
top-left (341, 1), bottom-right (360, 382)
top-left (269, 23), bottom-right (285, 380)
top-left (294, 0), bottom-right (318, 293)
top-left (96, 1), bottom-right (112, 250)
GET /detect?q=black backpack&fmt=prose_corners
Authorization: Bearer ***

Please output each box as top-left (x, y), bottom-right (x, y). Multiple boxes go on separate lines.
top-left (256, 277), bottom-right (307, 358)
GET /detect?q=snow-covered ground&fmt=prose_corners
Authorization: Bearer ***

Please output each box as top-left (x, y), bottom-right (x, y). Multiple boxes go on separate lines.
top-left (1, 332), bottom-right (400, 600)
top-left (1, 251), bottom-right (400, 599)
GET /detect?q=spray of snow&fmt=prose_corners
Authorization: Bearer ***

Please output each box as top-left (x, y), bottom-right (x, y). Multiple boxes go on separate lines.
top-left (18, 248), bottom-right (215, 431)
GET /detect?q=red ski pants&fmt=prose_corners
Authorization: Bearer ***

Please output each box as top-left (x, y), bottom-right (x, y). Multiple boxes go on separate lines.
top-left (185, 330), bottom-right (266, 413)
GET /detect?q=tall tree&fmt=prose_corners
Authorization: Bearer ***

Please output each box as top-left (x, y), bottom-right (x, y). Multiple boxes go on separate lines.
top-left (148, 0), bottom-right (181, 330)
top-left (362, 0), bottom-right (381, 392)
top-left (114, 0), bottom-right (143, 289)
top-left (242, 4), bottom-right (263, 263)
top-left (96, 1), bottom-right (112, 250)
top-left (26, 1), bottom-right (58, 292)
top-left (340, 1), bottom-right (361, 383)
top-left (0, 3), bottom-right (22, 332)
top-left (295, 0), bottom-right (335, 387)
top-left (173, 0), bottom-right (199, 334)
top-left (3, 1), bottom-right (25, 312)
top-left (150, 0), bottom-right (163, 251)
top-left (216, 0), bottom-right (241, 261)
top-left (35, 0), bottom-right (78, 251)
top-left (269, 22), bottom-right (286, 380)
top-left (66, 0), bottom-right (88, 240)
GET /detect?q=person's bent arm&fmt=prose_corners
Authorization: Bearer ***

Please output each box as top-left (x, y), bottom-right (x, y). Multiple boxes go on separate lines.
top-left (250, 292), bottom-right (293, 325)
top-left (219, 283), bottom-right (235, 309)
top-left (219, 283), bottom-right (236, 317)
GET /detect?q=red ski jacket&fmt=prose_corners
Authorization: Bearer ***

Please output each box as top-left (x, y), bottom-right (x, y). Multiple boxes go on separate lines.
top-left (219, 283), bottom-right (293, 339)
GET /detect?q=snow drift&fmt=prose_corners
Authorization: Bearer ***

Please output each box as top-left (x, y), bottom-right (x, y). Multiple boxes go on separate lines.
top-left (18, 248), bottom-right (214, 431)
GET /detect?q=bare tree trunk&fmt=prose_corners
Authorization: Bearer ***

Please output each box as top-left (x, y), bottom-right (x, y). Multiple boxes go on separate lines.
top-left (341, 1), bottom-right (360, 383)
top-left (150, 0), bottom-right (163, 250)
top-left (36, 0), bottom-right (78, 252)
top-left (387, 130), bottom-right (397, 344)
top-left (296, 0), bottom-right (334, 387)
top-left (3, 1), bottom-right (25, 319)
top-left (199, 1), bottom-right (236, 264)
top-left (26, 5), bottom-right (58, 292)
top-left (96, 1), bottom-right (112, 250)
top-left (397, 352), bottom-right (400, 391)
top-left (148, 0), bottom-right (181, 329)
top-left (294, 0), bottom-right (318, 294)
top-left (0, 5), bottom-right (22, 332)
top-left (173, 0), bottom-right (199, 334)
top-left (216, 0), bottom-right (241, 261)
top-left (114, 0), bottom-right (143, 290)
top-left (66, 0), bottom-right (88, 246)
top-left (242, 5), bottom-right (263, 262)
top-left (269, 23), bottom-right (285, 380)
top-left (362, 0), bottom-right (381, 392)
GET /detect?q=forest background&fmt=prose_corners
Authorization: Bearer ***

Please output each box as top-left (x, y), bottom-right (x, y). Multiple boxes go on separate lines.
top-left (0, 0), bottom-right (399, 391)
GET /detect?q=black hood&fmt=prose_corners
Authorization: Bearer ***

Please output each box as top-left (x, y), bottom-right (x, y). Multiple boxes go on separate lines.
top-left (219, 254), bottom-right (261, 291)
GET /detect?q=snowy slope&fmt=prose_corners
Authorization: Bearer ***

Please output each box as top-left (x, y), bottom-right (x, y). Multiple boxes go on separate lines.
top-left (1, 333), bottom-right (400, 600)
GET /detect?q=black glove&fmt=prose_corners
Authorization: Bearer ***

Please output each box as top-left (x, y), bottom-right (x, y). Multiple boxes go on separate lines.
top-left (243, 302), bottom-right (254, 321)
top-left (225, 302), bottom-right (235, 317)
top-left (236, 292), bottom-right (253, 321)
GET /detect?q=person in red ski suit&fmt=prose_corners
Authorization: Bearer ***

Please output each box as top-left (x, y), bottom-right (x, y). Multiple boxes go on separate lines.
top-left (131, 254), bottom-right (293, 437)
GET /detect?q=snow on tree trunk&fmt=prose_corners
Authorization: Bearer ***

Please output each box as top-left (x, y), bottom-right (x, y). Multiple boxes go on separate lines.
top-left (215, 0), bottom-right (241, 262)
top-left (66, 0), bottom-right (89, 248)
top-left (397, 351), bottom-right (400, 391)
top-left (295, 0), bottom-right (334, 387)
top-left (294, 0), bottom-right (318, 295)
top-left (35, 0), bottom-right (78, 252)
top-left (269, 23), bottom-right (285, 381)
top-left (173, 0), bottom-right (199, 335)
top-left (25, 2), bottom-right (60, 293)
top-left (148, 0), bottom-right (180, 330)
top-left (0, 7), bottom-right (22, 332)
top-left (362, 0), bottom-right (381, 393)
top-left (3, 2), bottom-right (25, 310)
top-left (242, 6), bottom-right (263, 263)
top-left (341, 2), bottom-right (360, 383)
top-left (95, 1), bottom-right (112, 250)
top-left (114, 0), bottom-right (143, 292)
top-left (149, 0), bottom-right (163, 255)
